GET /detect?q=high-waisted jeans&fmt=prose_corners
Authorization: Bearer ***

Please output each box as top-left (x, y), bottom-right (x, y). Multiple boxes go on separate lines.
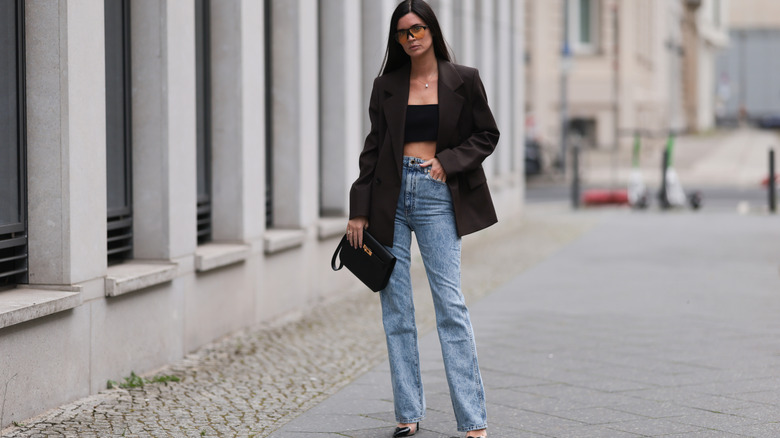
top-left (380, 156), bottom-right (487, 432)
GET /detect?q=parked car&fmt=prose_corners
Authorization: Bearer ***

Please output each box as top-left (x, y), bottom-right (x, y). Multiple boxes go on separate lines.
top-left (757, 113), bottom-right (780, 129)
top-left (525, 138), bottom-right (543, 175)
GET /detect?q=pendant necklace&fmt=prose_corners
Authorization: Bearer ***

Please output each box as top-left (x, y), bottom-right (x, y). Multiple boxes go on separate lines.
top-left (416, 73), bottom-right (436, 89)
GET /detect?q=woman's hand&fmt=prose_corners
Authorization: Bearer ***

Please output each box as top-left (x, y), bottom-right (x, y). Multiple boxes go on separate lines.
top-left (346, 216), bottom-right (369, 249)
top-left (421, 157), bottom-right (447, 183)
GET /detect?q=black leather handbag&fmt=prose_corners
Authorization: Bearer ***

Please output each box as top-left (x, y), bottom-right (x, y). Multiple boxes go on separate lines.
top-left (331, 230), bottom-right (396, 292)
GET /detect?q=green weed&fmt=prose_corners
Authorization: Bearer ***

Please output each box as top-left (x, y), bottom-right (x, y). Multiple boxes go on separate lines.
top-left (107, 371), bottom-right (181, 389)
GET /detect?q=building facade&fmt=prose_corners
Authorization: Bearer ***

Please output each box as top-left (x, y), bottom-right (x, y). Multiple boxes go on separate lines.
top-left (0, 0), bottom-right (525, 428)
top-left (681, 0), bottom-right (730, 132)
top-left (715, 0), bottom-right (780, 125)
top-left (525, 0), bottom-right (728, 161)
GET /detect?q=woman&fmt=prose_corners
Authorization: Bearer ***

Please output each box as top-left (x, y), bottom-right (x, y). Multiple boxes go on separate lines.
top-left (346, 1), bottom-right (498, 436)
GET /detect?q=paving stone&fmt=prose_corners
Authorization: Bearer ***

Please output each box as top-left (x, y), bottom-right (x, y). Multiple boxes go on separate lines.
top-left (607, 418), bottom-right (706, 436)
top-left (554, 425), bottom-right (645, 438)
top-left (661, 431), bottom-right (750, 438)
top-left (552, 407), bottom-right (646, 426)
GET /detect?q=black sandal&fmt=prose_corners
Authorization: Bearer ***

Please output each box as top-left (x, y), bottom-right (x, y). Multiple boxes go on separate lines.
top-left (393, 422), bottom-right (419, 437)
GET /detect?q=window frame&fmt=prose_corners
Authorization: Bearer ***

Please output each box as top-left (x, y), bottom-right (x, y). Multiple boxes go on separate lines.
top-left (569, 0), bottom-right (600, 55)
top-left (0, 0), bottom-right (28, 288)
top-left (264, 0), bottom-right (274, 228)
top-left (105, 0), bottom-right (134, 265)
top-left (195, 0), bottom-right (213, 245)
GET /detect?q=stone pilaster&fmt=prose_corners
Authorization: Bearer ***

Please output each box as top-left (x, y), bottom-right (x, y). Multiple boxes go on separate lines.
top-left (269, 0), bottom-right (320, 229)
top-left (25, 0), bottom-right (107, 285)
top-left (130, 0), bottom-right (197, 260)
top-left (209, 0), bottom-right (266, 241)
top-left (320, 0), bottom-right (362, 217)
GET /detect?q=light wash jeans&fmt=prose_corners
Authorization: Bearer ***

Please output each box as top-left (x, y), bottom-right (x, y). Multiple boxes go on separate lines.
top-left (379, 156), bottom-right (487, 432)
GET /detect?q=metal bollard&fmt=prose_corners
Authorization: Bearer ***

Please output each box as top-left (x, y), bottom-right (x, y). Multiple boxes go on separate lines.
top-left (571, 145), bottom-right (580, 209)
top-left (770, 148), bottom-right (776, 213)
top-left (658, 149), bottom-right (669, 209)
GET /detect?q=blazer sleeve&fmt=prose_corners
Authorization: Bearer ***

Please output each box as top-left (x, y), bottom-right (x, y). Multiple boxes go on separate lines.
top-left (349, 78), bottom-right (382, 219)
top-left (435, 68), bottom-right (500, 175)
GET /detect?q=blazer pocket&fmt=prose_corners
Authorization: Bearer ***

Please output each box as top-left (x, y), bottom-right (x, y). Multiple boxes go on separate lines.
top-left (466, 167), bottom-right (487, 190)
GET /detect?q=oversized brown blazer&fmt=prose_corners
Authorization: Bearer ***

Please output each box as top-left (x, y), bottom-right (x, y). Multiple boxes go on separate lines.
top-left (349, 59), bottom-right (500, 247)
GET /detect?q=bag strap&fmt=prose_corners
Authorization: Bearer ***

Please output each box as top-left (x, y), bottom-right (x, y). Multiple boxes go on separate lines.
top-left (331, 235), bottom-right (346, 271)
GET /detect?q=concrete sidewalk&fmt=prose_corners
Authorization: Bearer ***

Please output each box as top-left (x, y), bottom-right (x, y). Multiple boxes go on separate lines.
top-left (267, 209), bottom-right (780, 437)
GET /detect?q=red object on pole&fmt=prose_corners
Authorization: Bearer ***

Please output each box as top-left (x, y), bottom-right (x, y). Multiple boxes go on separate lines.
top-left (582, 189), bottom-right (629, 206)
top-left (761, 175), bottom-right (778, 187)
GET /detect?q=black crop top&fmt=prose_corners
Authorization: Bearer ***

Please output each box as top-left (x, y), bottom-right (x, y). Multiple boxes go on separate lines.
top-left (404, 105), bottom-right (439, 143)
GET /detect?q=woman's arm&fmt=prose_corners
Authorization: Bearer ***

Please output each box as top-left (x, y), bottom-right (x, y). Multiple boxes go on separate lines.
top-left (435, 68), bottom-right (500, 175)
top-left (349, 78), bottom-right (383, 220)
top-left (347, 78), bottom-right (383, 248)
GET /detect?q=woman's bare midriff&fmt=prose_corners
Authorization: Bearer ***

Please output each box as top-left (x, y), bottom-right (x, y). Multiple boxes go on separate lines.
top-left (403, 141), bottom-right (437, 160)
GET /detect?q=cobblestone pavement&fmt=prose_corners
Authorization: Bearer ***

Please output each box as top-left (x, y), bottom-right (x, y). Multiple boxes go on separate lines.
top-left (1, 205), bottom-right (594, 438)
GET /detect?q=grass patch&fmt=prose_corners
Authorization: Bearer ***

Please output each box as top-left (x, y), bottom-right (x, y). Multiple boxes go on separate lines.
top-left (107, 371), bottom-right (181, 389)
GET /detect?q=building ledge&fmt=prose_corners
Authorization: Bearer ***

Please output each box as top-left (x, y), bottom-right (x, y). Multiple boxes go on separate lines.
top-left (105, 261), bottom-right (178, 297)
top-left (0, 287), bottom-right (82, 330)
top-left (318, 217), bottom-right (348, 240)
top-left (264, 229), bottom-right (306, 254)
top-left (194, 243), bottom-right (251, 272)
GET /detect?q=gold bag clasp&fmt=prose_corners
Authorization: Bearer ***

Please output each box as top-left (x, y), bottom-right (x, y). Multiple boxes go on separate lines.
top-left (362, 244), bottom-right (373, 256)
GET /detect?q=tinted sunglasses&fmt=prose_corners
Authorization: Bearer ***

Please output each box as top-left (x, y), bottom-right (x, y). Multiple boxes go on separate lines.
top-left (395, 25), bottom-right (428, 44)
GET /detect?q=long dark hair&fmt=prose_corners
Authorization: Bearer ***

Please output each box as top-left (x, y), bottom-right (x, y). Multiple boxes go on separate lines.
top-left (379, 0), bottom-right (453, 76)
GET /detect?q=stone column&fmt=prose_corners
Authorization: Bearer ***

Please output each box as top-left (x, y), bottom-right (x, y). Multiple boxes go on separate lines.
top-left (361, 0), bottom-right (395, 136)
top-left (495, 0), bottom-right (513, 178)
top-left (209, 0), bottom-right (266, 241)
top-left (320, 0), bottom-right (362, 217)
top-left (454, 0), bottom-right (476, 67)
top-left (476, 0), bottom-right (497, 177)
top-left (25, 0), bottom-right (107, 285)
top-left (432, 0), bottom-right (455, 42)
top-left (269, 0), bottom-right (319, 229)
top-left (512, 0), bottom-right (526, 179)
top-left (130, 0), bottom-right (197, 260)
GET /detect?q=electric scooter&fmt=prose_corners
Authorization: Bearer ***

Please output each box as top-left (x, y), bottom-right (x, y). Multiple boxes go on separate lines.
top-left (627, 132), bottom-right (649, 209)
top-left (658, 133), bottom-right (702, 210)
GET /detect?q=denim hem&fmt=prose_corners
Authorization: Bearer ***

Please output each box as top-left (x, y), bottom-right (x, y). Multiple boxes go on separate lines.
top-left (396, 416), bottom-right (425, 424)
top-left (458, 424), bottom-right (488, 432)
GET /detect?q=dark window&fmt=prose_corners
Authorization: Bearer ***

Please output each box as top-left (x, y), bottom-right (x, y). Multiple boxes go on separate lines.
top-left (195, 0), bottom-right (212, 244)
top-left (264, 0), bottom-right (274, 228)
top-left (578, 0), bottom-right (593, 45)
top-left (105, 0), bottom-right (133, 264)
top-left (0, 0), bottom-right (28, 289)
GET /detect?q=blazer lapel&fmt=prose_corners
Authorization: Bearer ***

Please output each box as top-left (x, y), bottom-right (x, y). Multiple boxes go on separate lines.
top-left (437, 60), bottom-right (464, 152)
top-left (381, 64), bottom-right (410, 179)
